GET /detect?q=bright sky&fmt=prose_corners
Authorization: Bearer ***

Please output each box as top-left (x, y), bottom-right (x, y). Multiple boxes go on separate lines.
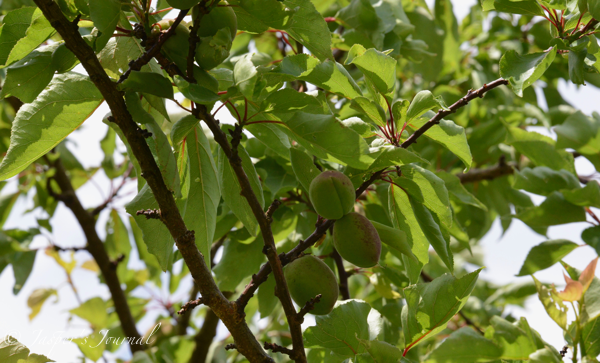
top-left (1, 1), bottom-right (599, 361)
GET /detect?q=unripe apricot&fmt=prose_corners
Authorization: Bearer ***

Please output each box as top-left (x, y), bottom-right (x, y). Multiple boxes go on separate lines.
top-left (193, 4), bottom-right (237, 39)
top-left (284, 255), bottom-right (339, 315)
top-left (154, 19), bottom-right (190, 70)
top-left (195, 27), bottom-right (232, 70)
top-left (333, 213), bottom-right (381, 268)
top-left (309, 170), bottom-right (355, 220)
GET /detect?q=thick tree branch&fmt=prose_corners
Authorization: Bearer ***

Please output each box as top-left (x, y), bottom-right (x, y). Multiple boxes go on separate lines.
top-left (196, 105), bottom-right (307, 363)
top-left (32, 1), bottom-right (271, 361)
top-left (47, 157), bottom-right (144, 352)
top-left (331, 249), bottom-right (350, 300)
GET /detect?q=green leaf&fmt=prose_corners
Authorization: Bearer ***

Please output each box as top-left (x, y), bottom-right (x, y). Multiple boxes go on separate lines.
top-left (388, 185), bottom-right (429, 282)
top-left (170, 114), bottom-right (199, 146)
top-left (234, 54), bottom-right (259, 101)
top-left (69, 297), bottom-right (108, 329)
top-left (213, 234), bottom-right (266, 291)
top-left (499, 47), bottom-right (557, 97)
top-left (408, 114), bottom-right (472, 171)
top-left (283, 112), bottom-right (375, 169)
top-left (362, 147), bottom-right (429, 175)
top-left (529, 347), bottom-right (562, 363)
top-left (517, 239), bottom-right (579, 276)
top-left (217, 145), bottom-right (263, 236)
top-left (582, 225), bottom-right (600, 256)
top-left (229, 0), bottom-right (293, 34)
top-left (402, 269), bottom-right (482, 350)
top-left (505, 125), bottom-right (574, 173)
top-left (4, 8), bottom-right (55, 68)
top-left (98, 36), bottom-right (157, 79)
top-left (582, 276), bottom-right (600, 323)
top-left (346, 44), bottom-right (397, 95)
top-left (516, 191), bottom-right (586, 227)
top-left (0, 7), bottom-right (37, 67)
top-left (272, 54), bottom-right (363, 99)
top-left (258, 273), bottom-right (278, 319)
top-left (358, 339), bottom-right (403, 362)
top-left (0, 336), bottom-right (53, 363)
top-left (406, 91), bottom-right (447, 123)
top-left (532, 275), bottom-right (567, 329)
top-left (513, 166), bottom-right (580, 196)
top-left (562, 181), bottom-right (600, 208)
top-left (119, 71), bottom-right (174, 99)
top-left (89, 0), bottom-right (121, 50)
top-left (569, 48), bottom-right (587, 85)
top-left (174, 76), bottom-right (220, 104)
top-left (245, 122), bottom-right (291, 158)
top-left (184, 126), bottom-right (221, 269)
top-left (351, 97), bottom-right (387, 127)
top-left (0, 72), bottom-right (103, 181)
top-left (255, 157), bottom-right (297, 196)
top-left (493, 0), bottom-right (546, 16)
top-left (27, 288), bottom-right (57, 321)
top-left (283, 0), bottom-right (333, 61)
top-left (125, 92), bottom-right (181, 197)
top-left (436, 171), bottom-right (487, 210)
top-left (554, 111), bottom-right (600, 152)
top-left (590, 0), bottom-right (600, 19)
top-left (290, 146), bottom-right (321, 192)
top-left (1, 44), bottom-right (57, 103)
top-left (304, 300), bottom-right (372, 357)
top-left (10, 249), bottom-right (36, 294)
top-left (126, 184), bottom-right (174, 271)
top-left (582, 314), bottom-right (600, 358)
top-left (484, 281), bottom-right (538, 305)
top-left (411, 199), bottom-right (453, 272)
top-left (262, 88), bottom-right (329, 115)
top-left (371, 221), bottom-right (415, 260)
top-left (424, 327), bottom-right (502, 363)
top-left (484, 316), bottom-right (539, 360)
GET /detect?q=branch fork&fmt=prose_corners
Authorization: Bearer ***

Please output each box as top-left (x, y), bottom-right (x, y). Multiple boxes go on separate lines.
top-left (178, 297), bottom-right (206, 315)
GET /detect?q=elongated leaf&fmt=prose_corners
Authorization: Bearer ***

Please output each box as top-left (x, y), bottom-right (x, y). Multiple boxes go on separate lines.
top-left (272, 54), bottom-right (363, 99)
top-left (284, 112), bottom-right (375, 169)
top-left (70, 297), bottom-right (108, 329)
top-left (304, 300), bottom-right (372, 357)
top-left (517, 239), bottom-right (579, 276)
top-left (126, 184), bottom-right (174, 271)
top-left (500, 47), bottom-right (557, 97)
top-left (184, 125), bottom-right (220, 269)
top-left (245, 122), bottom-right (291, 158)
top-left (213, 234), bottom-right (266, 290)
top-left (505, 125), bottom-right (575, 172)
top-left (0, 7), bottom-right (37, 67)
top-left (229, 0), bottom-right (293, 33)
top-left (2, 8), bottom-right (55, 68)
top-left (351, 97), bottom-right (387, 126)
top-left (516, 191), bottom-right (585, 227)
top-left (89, 0), bottom-right (121, 50)
top-left (170, 114), bottom-right (199, 146)
top-left (346, 44), bottom-right (397, 95)
top-left (532, 276), bottom-right (567, 329)
top-left (408, 113), bottom-right (472, 171)
top-left (406, 91), bottom-right (447, 123)
top-left (388, 184), bottom-right (429, 282)
top-left (283, 0), bottom-right (333, 61)
top-left (582, 315), bottom-right (600, 357)
top-left (290, 146), bottom-right (320, 192)
top-left (371, 221), bottom-right (415, 260)
top-left (513, 166), bottom-right (580, 196)
top-left (119, 71), bottom-right (174, 99)
top-left (494, 0), bottom-right (546, 16)
top-left (0, 72), bottom-right (103, 181)
top-left (402, 269), bottom-right (482, 350)
top-left (125, 92), bottom-right (181, 197)
top-left (1, 44), bottom-right (57, 103)
top-left (174, 76), bottom-right (220, 104)
top-left (217, 145), bottom-right (263, 236)
top-left (436, 171), bottom-right (487, 210)
top-left (0, 336), bottom-right (53, 363)
top-left (424, 327), bottom-right (502, 363)
top-left (484, 316), bottom-right (538, 360)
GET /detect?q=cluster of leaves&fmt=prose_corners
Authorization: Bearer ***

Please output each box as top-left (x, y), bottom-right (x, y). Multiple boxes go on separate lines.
top-left (0, 0), bottom-right (599, 362)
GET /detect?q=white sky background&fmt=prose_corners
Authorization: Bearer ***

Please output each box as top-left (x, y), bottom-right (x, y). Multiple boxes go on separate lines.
top-left (1, 0), bottom-right (600, 361)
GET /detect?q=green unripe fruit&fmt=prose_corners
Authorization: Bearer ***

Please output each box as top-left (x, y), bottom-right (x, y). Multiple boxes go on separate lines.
top-left (309, 170), bottom-right (355, 220)
top-left (193, 4), bottom-right (237, 39)
top-left (333, 212), bottom-right (381, 268)
top-left (195, 27), bottom-right (232, 70)
top-left (154, 20), bottom-right (190, 70)
top-left (166, 0), bottom-right (200, 10)
top-left (284, 255), bottom-right (339, 315)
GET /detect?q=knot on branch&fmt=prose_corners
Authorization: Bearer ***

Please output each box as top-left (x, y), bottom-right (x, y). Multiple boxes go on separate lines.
top-left (178, 297), bottom-right (206, 315)
top-left (560, 345), bottom-right (568, 358)
top-left (109, 254), bottom-right (126, 270)
top-left (136, 209), bottom-right (162, 220)
top-left (137, 127), bottom-right (152, 138)
top-left (224, 343), bottom-right (237, 351)
top-left (228, 124), bottom-right (244, 154)
top-left (177, 230), bottom-right (196, 246)
top-left (297, 294), bottom-right (322, 320)
top-left (263, 342), bottom-right (296, 358)
top-left (265, 199), bottom-right (282, 224)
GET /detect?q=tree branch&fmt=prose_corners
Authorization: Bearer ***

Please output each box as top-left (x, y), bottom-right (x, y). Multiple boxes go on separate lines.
top-left (32, 1), bottom-right (271, 361)
top-left (456, 158), bottom-right (516, 184)
top-left (196, 105), bottom-right (307, 363)
top-left (47, 157), bottom-right (144, 352)
top-left (400, 79), bottom-right (509, 149)
top-left (331, 249), bottom-right (350, 300)
top-left (235, 80), bottom-right (509, 308)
